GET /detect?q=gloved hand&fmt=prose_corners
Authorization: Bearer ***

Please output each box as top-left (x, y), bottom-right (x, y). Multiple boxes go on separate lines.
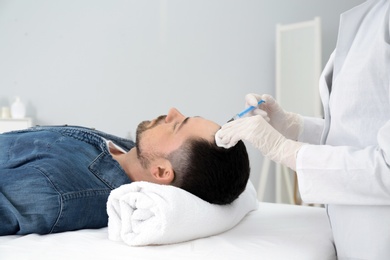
top-left (245, 94), bottom-right (303, 141)
top-left (215, 115), bottom-right (303, 171)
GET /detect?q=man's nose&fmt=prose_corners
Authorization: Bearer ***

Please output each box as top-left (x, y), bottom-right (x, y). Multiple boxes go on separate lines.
top-left (165, 108), bottom-right (185, 123)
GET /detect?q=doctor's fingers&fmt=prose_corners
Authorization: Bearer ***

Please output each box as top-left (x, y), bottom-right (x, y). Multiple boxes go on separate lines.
top-left (245, 93), bottom-right (276, 108)
top-left (215, 129), bottom-right (240, 148)
top-left (258, 94), bottom-right (280, 112)
top-left (216, 116), bottom-right (270, 148)
top-left (219, 116), bottom-right (264, 137)
top-left (251, 108), bottom-right (270, 121)
top-left (245, 93), bottom-right (263, 107)
top-left (220, 117), bottom-right (252, 131)
top-left (218, 134), bottom-right (241, 148)
top-left (260, 94), bottom-right (276, 104)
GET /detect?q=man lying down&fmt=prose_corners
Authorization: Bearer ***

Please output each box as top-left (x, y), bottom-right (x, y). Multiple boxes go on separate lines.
top-left (0, 107), bottom-right (250, 235)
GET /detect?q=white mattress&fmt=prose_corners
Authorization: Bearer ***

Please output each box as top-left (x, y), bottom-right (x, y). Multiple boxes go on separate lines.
top-left (0, 202), bottom-right (336, 260)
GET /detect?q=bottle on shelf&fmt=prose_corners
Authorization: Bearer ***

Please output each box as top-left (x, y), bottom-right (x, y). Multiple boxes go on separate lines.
top-left (10, 96), bottom-right (26, 119)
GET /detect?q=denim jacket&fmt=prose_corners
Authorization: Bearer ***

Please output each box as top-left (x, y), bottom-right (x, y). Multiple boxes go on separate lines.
top-left (0, 125), bottom-right (134, 235)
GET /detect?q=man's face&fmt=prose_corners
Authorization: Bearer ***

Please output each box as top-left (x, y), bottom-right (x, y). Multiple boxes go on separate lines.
top-left (135, 108), bottom-right (220, 167)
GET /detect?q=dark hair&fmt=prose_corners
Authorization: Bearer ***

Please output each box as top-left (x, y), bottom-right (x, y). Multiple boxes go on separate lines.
top-left (167, 138), bottom-right (250, 205)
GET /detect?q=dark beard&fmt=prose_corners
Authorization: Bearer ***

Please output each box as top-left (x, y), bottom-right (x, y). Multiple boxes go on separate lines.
top-left (135, 115), bottom-right (166, 166)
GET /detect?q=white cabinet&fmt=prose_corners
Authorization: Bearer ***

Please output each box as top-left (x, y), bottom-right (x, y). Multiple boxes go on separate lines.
top-left (0, 118), bottom-right (33, 133)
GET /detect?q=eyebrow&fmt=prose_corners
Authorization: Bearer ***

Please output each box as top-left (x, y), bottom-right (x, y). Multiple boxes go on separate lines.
top-left (176, 117), bottom-right (190, 132)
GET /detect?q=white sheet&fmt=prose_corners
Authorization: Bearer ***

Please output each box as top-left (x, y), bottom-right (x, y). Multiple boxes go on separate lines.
top-left (0, 203), bottom-right (336, 260)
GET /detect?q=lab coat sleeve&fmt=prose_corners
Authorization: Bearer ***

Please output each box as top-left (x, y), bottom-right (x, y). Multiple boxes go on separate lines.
top-left (298, 116), bottom-right (324, 144)
top-left (296, 120), bottom-right (390, 205)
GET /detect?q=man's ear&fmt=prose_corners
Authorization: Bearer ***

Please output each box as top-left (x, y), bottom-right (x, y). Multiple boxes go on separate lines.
top-left (150, 158), bottom-right (175, 184)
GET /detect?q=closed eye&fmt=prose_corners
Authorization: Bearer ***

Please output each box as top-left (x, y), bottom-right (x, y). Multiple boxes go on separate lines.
top-left (176, 117), bottom-right (190, 132)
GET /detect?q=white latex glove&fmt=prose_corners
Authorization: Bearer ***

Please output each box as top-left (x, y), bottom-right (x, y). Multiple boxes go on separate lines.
top-left (215, 115), bottom-right (303, 171)
top-left (245, 94), bottom-right (303, 141)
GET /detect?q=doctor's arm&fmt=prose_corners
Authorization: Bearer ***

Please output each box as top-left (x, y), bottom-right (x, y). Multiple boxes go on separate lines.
top-left (216, 116), bottom-right (390, 205)
top-left (296, 120), bottom-right (390, 205)
top-left (215, 115), bottom-right (303, 171)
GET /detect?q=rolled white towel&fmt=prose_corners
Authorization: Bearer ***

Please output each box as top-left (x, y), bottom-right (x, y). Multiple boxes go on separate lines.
top-left (107, 181), bottom-right (258, 246)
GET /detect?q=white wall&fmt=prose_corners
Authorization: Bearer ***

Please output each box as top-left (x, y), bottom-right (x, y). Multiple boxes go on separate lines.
top-left (0, 0), bottom-right (364, 202)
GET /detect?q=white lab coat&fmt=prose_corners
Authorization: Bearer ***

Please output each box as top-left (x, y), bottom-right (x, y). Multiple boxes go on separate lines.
top-left (296, 0), bottom-right (390, 259)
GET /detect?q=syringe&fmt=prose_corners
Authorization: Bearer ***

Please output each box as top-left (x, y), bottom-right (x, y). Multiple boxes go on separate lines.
top-left (227, 100), bottom-right (265, 122)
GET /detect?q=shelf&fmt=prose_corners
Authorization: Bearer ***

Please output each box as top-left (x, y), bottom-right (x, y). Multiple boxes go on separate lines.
top-left (0, 118), bottom-right (33, 133)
